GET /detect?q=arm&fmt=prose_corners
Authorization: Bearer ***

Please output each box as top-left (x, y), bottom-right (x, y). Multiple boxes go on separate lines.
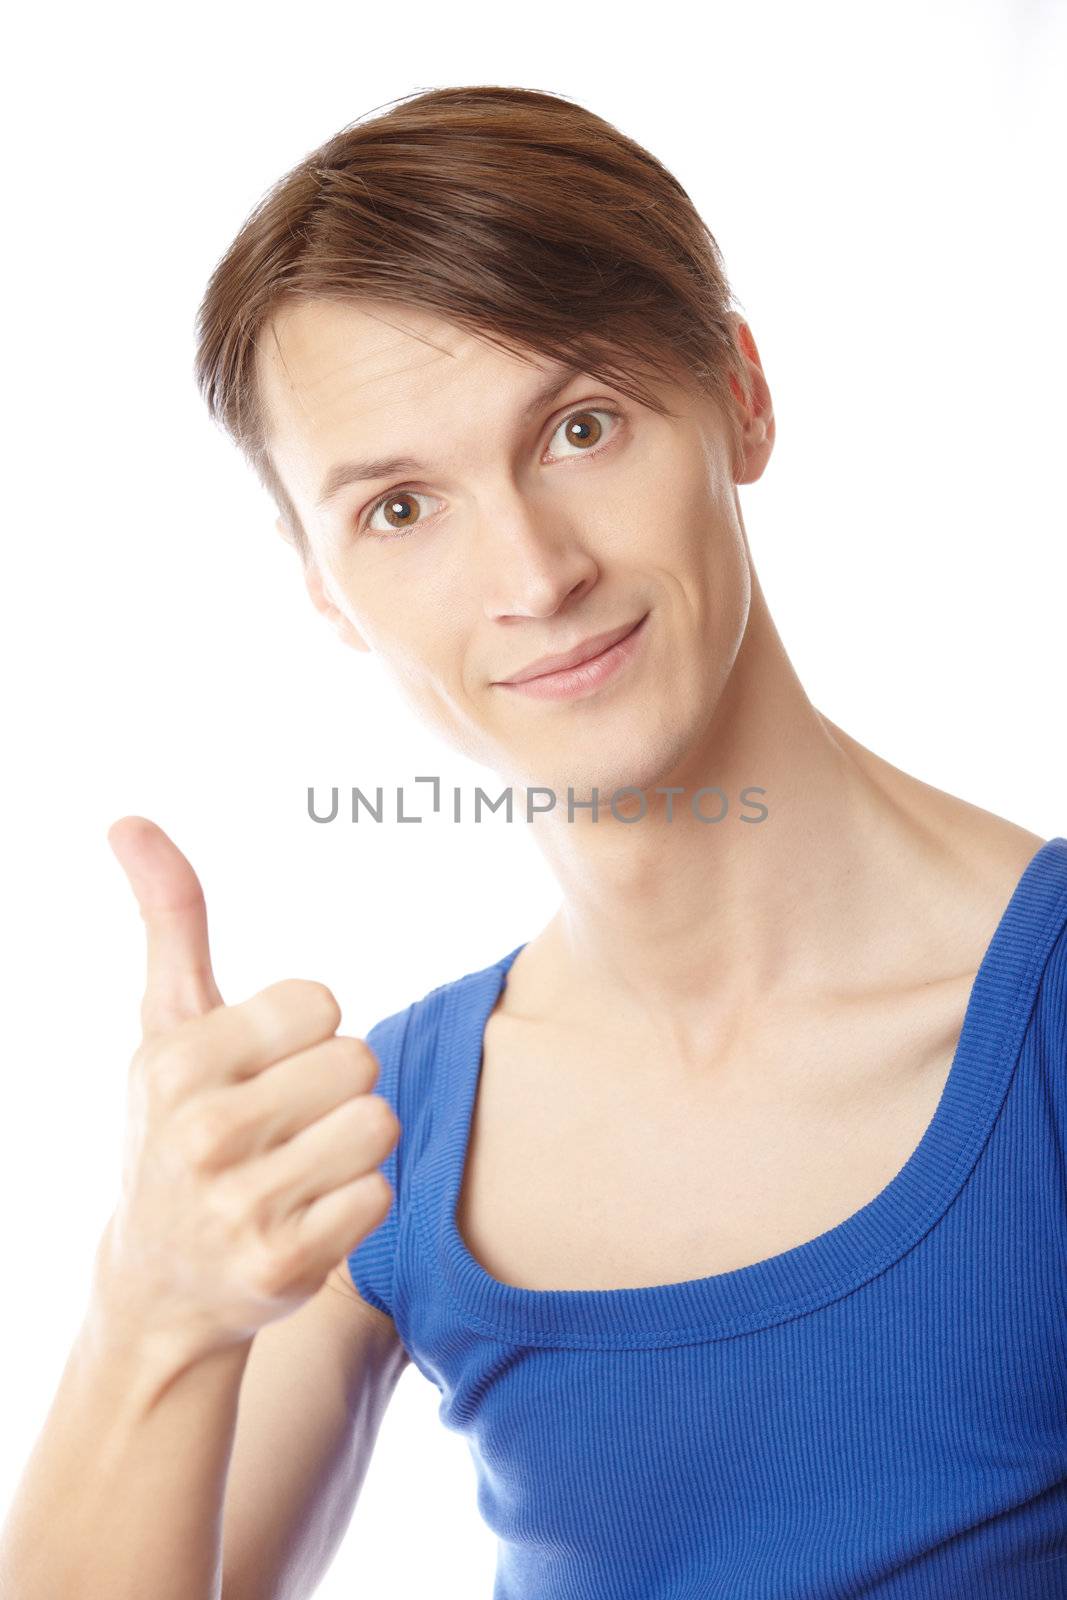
top-left (0, 1261), bottom-right (407, 1600)
top-left (220, 1263), bottom-right (409, 1600)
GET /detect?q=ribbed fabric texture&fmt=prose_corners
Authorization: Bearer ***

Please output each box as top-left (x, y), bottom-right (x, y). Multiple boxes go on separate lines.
top-left (350, 837), bottom-right (1067, 1597)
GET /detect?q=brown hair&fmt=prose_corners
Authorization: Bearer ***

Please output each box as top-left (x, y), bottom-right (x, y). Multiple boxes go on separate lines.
top-left (193, 85), bottom-right (753, 566)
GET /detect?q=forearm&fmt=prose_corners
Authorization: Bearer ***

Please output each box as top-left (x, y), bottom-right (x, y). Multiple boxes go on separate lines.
top-left (0, 1296), bottom-right (252, 1600)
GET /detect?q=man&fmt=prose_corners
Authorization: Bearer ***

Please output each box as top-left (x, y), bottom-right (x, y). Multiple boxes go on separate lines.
top-left (4, 84), bottom-right (1064, 1599)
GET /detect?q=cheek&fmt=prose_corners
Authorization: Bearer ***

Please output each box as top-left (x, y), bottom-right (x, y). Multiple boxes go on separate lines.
top-left (377, 614), bottom-right (467, 704)
top-left (325, 552), bottom-right (435, 646)
top-left (355, 538), bottom-right (465, 624)
top-left (626, 438), bottom-right (725, 535)
top-left (640, 467), bottom-right (749, 635)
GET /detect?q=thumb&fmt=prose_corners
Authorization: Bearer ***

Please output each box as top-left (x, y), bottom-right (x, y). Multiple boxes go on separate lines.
top-left (108, 815), bottom-right (225, 1038)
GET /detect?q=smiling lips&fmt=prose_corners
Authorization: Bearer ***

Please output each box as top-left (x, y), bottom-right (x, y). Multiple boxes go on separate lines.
top-left (493, 613), bottom-right (649, 702)
top-left (496, 616), bottom-right (646, 684)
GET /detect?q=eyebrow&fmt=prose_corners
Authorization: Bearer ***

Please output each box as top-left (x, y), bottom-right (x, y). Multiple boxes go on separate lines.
top-left (314, 362), bottom-right (584, 510)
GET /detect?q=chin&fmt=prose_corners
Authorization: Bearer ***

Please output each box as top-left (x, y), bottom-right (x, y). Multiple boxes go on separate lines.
top-left (506, 739), bottom-right (683, 816)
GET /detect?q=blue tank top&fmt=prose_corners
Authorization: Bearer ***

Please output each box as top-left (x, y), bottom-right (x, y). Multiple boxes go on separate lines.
top-left (349, 836), bottom-right (1067, 1597)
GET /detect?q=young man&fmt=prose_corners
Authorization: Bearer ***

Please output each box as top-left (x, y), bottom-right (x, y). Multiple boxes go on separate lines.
top-left (4, 85), bottom-right (1066, 1599)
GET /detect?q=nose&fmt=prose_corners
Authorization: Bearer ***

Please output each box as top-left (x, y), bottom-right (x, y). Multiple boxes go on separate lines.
top-left (478, 484), bottom-right (600, 621)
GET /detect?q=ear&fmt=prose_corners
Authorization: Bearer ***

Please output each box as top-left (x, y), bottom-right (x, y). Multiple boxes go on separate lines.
top-left (298, 541), bottom-right (372, 654)
top-left (729, 321), bottom-right (776, 486)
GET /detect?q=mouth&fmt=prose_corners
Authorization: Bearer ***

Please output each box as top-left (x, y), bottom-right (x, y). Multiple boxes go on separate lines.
top-left (493, 611), bottom-right (649, 702)
top-left (494, 615), bottom-right (648, 685)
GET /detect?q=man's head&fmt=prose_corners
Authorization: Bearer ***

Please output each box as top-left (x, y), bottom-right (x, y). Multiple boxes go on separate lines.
top-left (195, 85), bottom-right (774, 797)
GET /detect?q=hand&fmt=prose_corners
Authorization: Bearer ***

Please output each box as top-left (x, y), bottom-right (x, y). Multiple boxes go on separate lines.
top-left (96, 817), bottom-right (399, 1360)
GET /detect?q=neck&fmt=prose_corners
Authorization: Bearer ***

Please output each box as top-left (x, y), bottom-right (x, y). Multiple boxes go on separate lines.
top-left (515, 570), bottom-right (1030, 1051)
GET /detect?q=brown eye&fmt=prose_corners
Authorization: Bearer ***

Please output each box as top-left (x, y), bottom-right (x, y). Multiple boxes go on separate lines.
top-left (365, 488), bottom-right (440, 537)
top-left (561, 411), bottom-right (603, 449)
top-left (381, 492), bottom-right (419, 529)
top-left (547, 407), bottom-right (619, 460)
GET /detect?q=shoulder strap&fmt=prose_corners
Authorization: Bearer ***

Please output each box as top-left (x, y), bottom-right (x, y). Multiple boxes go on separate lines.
top-left (345, 949), bottom-right (520, 1319)
top-left (346, 1002), bottom-right (414, 1319)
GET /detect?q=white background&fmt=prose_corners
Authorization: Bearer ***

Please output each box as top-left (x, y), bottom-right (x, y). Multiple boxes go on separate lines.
top-left (1, 0), bottom-right (1064, 1592)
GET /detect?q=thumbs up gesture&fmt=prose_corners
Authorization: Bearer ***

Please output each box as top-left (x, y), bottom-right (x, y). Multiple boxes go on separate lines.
top-left (96, 818), bottom-right (399, 1362)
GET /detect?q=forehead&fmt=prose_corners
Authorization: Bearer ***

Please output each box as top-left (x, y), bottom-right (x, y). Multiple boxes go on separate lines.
top-left (259, 299), bottom-right (544, 450)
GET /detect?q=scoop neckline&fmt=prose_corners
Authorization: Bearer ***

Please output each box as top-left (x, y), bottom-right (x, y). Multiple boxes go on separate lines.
top-left (415, 836), bottom-right (1067, 1349)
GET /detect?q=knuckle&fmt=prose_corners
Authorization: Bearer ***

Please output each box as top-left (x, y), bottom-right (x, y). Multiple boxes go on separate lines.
top-left (246, 1238), bottom-right (290, 1298)
top-left (305, 980), bottom-right (342, 1034)
top-left (332, 1034), bottom-right (379, 1087)
top-left (236, 1169), bottom-right (277, 1235)
top-left (360, 1171), bottom-right (395, 1221)
top-left (249, 1230), bottom-right (307, 1298)
top-left (209, 1169), bottom-right (256, 1235)
top-left (146, 1040), bottom-right (200, 1105)
top-left (363, 1093), bottom-right (401, 1147)
top-left (262, 978), bottom-right (342, 1039)
top-left (177, 1097), bottom-right (236, 1170)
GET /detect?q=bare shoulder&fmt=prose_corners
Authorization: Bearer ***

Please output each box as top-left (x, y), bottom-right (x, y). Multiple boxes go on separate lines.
top-left (956, 813), bottom-right (1048, 903)
top-left (908, 812), bottom-right (1049, 994)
